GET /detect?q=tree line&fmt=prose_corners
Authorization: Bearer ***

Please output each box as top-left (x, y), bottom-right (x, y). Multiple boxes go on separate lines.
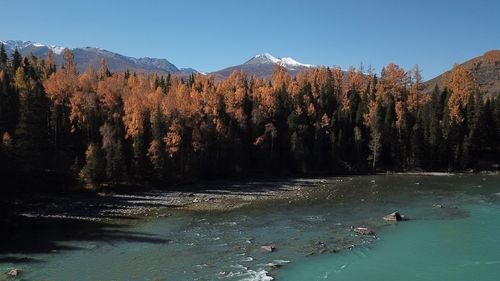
top-left (0, 45), bottom-right (499, 191)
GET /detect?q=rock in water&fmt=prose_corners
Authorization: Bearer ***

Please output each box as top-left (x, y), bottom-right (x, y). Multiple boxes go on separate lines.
top-left (353, 227), bottom-right (375, 235)
top-left (266, 262), bottom-right (282, 268)
top-left (352, 227), bottom-right (375, 235)
top-left (383, 211), bottom-right (404, 222)
top-left (6, 268), bottom-right (21, 277)
top-left (261, 245), bottom-right (276, 252)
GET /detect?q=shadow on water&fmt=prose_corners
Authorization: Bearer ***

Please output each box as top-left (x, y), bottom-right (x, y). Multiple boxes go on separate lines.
top-left (0, 257), bottom-right (42, 264)
top-left (0, 214), bottom-right (169, 264)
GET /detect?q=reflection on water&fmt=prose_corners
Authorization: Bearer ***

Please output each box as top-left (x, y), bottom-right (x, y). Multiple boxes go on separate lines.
top-left (1, 174), bottom-right (499, 281)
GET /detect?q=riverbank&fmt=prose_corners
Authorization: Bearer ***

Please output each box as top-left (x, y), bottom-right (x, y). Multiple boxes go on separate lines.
top-left (2, 178), bottom-right (328, 222)
top-left (4, 171), bottom-right (499, 222)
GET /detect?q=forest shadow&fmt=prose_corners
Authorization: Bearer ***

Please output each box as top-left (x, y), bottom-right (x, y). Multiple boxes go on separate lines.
top-left (0, 214), bottom-right (169, 263)
top-left (0, 256), bottom-right (43, 264)
top-left (0, 176), bottom-right (333, 264)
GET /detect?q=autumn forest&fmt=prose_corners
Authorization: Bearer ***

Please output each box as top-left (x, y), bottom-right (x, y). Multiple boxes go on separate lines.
top-left (1, 46), bottom-right (499, 192)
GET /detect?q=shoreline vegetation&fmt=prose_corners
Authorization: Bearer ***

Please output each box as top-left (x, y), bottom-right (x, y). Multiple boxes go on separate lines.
top-left (0, 47), bottom-right (499, 197)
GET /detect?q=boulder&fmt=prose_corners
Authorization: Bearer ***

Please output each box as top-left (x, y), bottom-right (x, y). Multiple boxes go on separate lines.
top-left (261, 245), bottom-right (276, 252)
top-left (5, 269), bottom-right (21, 277)
top-left (353, 227), bottom-right (375, 235)
top-left (383, 211), bottom-right (404, 222)
top-left (266, 262), bottom-right (282, 268)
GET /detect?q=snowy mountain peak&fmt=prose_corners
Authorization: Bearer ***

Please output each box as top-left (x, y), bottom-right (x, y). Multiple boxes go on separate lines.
top-left (280, 57), bottom-right (314, 68)
top-left (0, 38), bottom-right (191, 75)
top-left (245, 53), bottom-right (315, 70)
top-left (0, 40), bottom-right (65, 55)
top-left (253, 53), bottom-right (280, 64)
top-left (48, 45), bottom-right (65, 55)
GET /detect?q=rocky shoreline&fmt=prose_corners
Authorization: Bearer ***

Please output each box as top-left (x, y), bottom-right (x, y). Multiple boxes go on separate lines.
top-left (7, 178), bottom-right (325, 222)
top-left (7, 171), bottom-right (493, 222)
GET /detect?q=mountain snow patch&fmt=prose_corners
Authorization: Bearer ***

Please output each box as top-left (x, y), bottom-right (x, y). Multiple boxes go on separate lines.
top-left (250, 53), bottom-right (315, 69)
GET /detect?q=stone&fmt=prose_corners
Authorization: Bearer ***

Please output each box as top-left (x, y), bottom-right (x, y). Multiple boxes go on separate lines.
top-left (6, 269), bottom-right (21, 277)
top-left (261, 245), bottom-right (276, 252)
top-left (353, 227), bottom-right (375, 235)
top-left (383, 211), bottom-right (404, 222)
top-left (266, 262), bottom-right (282, 268)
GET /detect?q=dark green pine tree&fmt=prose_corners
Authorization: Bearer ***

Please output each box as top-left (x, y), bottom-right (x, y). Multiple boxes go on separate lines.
top-left (11, 48), bottom-right (22, 71)
top-left (381, 98), bottom-right (397, 168)
top-left (423, 86), bottom-right (446, 169)
top-left (467, 93), bottom-right (488, 167)
top-left (0, 70), bottom-right (19, 134)
top-left (287, 110), bottom-right (307, 173)
top-left (165, 72), bottom-right (172, 92)
top-left (354, 94), bottom-right (368, 170)
top-left (482, 99), bottom-right (497, 152)
top-left (80, 143), bottom-right (106, 184)
top-left (149, 105), bottom-right (166, 179)
top-left (410, 112), bottom-right (424, 168)
top-left (368, 100), bottom-right (385, 171)
top-left (495, 98), bottom-right (500, 153)
top-left (131, 113), bottom-right (150, 181)
top-left (13, 63), bottom-right (47, 172)
top-left (0, 44), bottom-right (7, 70)
top-left (100, 122), bottom-right (126, 183)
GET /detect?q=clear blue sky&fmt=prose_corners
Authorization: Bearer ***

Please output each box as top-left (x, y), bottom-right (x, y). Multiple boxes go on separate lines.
top-left (0, 0), bottom-right (498, 78)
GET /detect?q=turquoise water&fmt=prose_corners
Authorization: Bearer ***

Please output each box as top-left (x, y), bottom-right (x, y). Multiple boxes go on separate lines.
top-left (1, 174), bottom-right (500, 280)
top-left (278, 204), bottom-right (500, 281)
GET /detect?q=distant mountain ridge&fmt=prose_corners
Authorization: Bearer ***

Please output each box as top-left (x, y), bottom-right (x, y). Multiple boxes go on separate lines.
top-left (425, 50), bottom-right (500, 96)
top-left (2, 40), bottom-right (498, 92)
top-left (0, 40), bottom-right (318, 80)
top-left (0, 40), bottom-right (194, 76)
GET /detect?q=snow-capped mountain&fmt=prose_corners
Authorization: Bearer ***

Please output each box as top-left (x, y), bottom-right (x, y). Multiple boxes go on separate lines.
top-left (245, 53), bottom-right (282, 65)
top-left (0, 40), bottom-right (65, 55)
top-left (245, 53), bottom-right (315, 70)
top-left (211, 53), bottom-right (316, 79)
top-left (0, 40), bottom-right (196, 75)
top-left (0, 40), bottom-right (319, 80)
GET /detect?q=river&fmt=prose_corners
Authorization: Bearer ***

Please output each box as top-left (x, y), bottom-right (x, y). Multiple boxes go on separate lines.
top-left (1, 174), bottom-right (499, 280)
